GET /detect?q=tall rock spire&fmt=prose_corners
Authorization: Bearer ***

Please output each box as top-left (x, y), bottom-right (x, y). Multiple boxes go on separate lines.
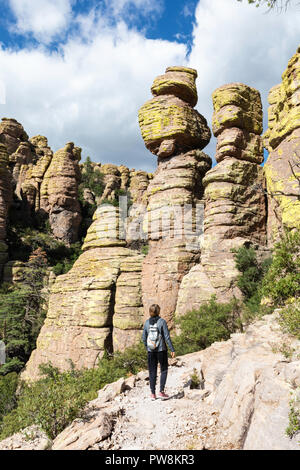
top-left (176, 82), bottom-right (268, 317)
top-left (139, 66), bottom-right (211, 326)
top-left (263, 45), bottom-right (300, 244)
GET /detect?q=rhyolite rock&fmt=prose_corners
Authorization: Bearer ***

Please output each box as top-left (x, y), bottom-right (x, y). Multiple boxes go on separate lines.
top-left (176, 83), bottom-right (268, 317)
top-left (40, 142), bottom-right (82, 245)
top-left (263, 46), bottom-right (300, 244)
top-left (139, 66), bottom-right (212, 326)
top-left (0, 118), bottom-right (28, 154)
top-left (139, 66), bottom-right (210, 158)
top-left (22, 205), bottom-right (145, 380)
top-left (0, 143), bottom-right (12, 277)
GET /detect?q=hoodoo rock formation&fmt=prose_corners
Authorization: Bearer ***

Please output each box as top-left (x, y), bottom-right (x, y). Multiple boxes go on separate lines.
top-left (264, 46), bottom-right (300, 244)
top-left (139, 66), bottom-right (212, 326)
top-left (0, 143), bottom-right (12, 277)
top-left (21, 205), bottom-right (146, 381)
top-left (40, 142), bottom-right (82, 245)
top-left (176, 83), bottom-right (268, 317)
top-left (5, 46), bottom-right (300, 381)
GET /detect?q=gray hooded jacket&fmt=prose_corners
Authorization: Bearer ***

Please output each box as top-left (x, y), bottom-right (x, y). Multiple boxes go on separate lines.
top-left (142, 316), bottom-right (175, 353)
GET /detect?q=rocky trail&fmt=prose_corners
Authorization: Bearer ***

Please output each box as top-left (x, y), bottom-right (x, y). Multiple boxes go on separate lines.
top-left (97, 356), bottom-right (226, 451)
top-left (2, 313), bottom-right (298, 451)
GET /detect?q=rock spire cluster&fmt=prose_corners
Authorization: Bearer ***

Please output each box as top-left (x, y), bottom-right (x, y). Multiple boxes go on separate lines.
top-left (139, 66), bottom-right (212, 326)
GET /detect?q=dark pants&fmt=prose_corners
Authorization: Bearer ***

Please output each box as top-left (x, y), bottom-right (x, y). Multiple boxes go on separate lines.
top-left (147, 350), bottom-right (168, 394)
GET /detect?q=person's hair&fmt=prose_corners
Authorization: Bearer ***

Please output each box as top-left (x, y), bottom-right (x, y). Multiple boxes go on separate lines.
top-left (149, 304), bottom-right (160, 317)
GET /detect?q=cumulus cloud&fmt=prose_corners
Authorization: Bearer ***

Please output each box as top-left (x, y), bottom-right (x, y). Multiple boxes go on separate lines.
top-left (187, 0), bottom-right (300, 161)
top-left (0, 0), bottom-right (299, 172)
top-left (0, 18), bottom-right (186, 171)
top-left (104, 0), bottom-right (163, 17)
top-left (8, 0), bottom-right (73, 43)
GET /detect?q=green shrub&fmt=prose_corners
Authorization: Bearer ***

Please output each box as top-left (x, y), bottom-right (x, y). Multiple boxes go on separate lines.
top-left (0, 342), bottom-right (147, 440)
top-left (286, 389), bottom-right (300, 439)
top-left (173, 296), bottom-right (243, 356)
top-left (262, 230), bottom-right (300, 306)
top-left (0, 250), bottom-right (48, 374)
top-left (232, 245), bottom-right (271, 315)
top-left (0, 373), bottom-right (18, 423)
top-left (278, 302), bottom-right (300, 339)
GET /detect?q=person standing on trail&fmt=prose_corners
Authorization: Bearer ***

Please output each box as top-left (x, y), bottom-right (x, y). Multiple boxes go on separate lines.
top-left (142, 304), bottom-right (175, 400)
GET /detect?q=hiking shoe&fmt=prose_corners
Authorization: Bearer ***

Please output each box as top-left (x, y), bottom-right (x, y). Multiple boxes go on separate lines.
top-left (151, 394), bottom-right (156, 400)
top-left (158, 392), bottom-right (169, 399)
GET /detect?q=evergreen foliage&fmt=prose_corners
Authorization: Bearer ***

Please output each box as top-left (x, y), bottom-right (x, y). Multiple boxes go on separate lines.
top-left (0, 249), bottom-right (48, 374)
top-left (173, 296), bottom-right (243, 356)
top-left (0, 343), bottom-right (147, 440)
top-left (262, 230), bottom-right (300, 306)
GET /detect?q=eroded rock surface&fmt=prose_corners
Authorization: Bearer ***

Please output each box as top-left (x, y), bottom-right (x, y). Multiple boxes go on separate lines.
top-left (22, 205), bottom-right (145, 380)
top-left (40, 142), bottom-right (82, 245)
top-left (139, 66), bottom-right (211, 326)
top-left (0, 143), bottom-right (12, 277)
top-left (263, 46), bottom-right (300, 244)
top-left (176, 83), bottom-right (268, 317)
top-left (12, 313), bottom-right (299, 451)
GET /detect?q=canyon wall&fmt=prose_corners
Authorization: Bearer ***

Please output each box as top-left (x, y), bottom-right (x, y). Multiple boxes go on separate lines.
top-left (263, 46), bottom-right (300, 244)
top-left (1, 46), bottom-right (299, 378)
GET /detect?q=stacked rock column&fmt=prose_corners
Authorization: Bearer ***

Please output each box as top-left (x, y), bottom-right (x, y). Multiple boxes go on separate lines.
top-left (40, 142), bottom-right (82, 245)
top-left (22, 203), bottom-right (146, 380)
top-left (0, 144), bottom-right (12, 278)
top-left (263, 46), bottom-right (300, 244)
top-left (176, 83), bottom-right (268, 316)
top-left (138, 66), bottom-right (211, 327)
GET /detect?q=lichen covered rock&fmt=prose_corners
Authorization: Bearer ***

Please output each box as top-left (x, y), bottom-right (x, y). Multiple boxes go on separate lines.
top-left (22, 205), bottom-right (145, 380)
top-left (139, 66), bottom-right (211, 158)
top-left (263, 46), bottom-right (300, 244)
top-left (139, 67), bottom-right (212, 326)
top-left (176, 83), bottom-right (267, 317)
top-left (40, 142), bottom-right (82, 244)
top-left (0, 143), bottom-right (12, 277)
top-left (0, 118), bottom-right (28, 154)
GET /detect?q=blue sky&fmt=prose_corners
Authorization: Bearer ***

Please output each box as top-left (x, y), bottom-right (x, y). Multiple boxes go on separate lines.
top-left (0, 0), bottom-right (299, 171)
top-left (0, 0), bottom-right (199, 49)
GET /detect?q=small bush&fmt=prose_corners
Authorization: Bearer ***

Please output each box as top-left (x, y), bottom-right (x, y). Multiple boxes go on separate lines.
top-left (286, 390), bottom-right (300, 439)
top-left (0, 373), bottom-right (18, 423)
top-left (262, 230), bottom-right (300, 306)
top-left (0, 342), bottom-right (147, 440)
top-left (173, 296), bottom-right (243, 356)
top-left (232, 245), bottom-right (271, 315)
top-left (278, 303), bottom-right (300, 339)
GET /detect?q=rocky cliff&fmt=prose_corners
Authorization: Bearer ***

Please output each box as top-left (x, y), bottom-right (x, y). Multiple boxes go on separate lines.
top-left (176, 83), bottom-right (268, 317)
top-left (264, 46), bottom-right (300, 244)
top-left (2, 312), bottom-right (299, 450)
top-left (0, 47), bottom-right (299, 381)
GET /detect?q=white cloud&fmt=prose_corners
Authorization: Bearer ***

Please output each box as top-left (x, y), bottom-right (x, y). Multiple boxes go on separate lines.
top-left (0, 0), bottom-right (299, 173)
top-left (0, 18), bottom-right (186, 171)
top-left (8, 0), bottom-right (73, 43)
top-left (187, 0), bottom-right (300, 161)
top-left (104, 0), bottom-right (163, 17)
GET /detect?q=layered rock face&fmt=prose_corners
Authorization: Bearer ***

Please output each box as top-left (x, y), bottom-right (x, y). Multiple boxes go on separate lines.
top-left (22, 205), bottom-right (145, 380)
top-left (40, 143), bottom-right (82, 245)
top-left (0, 118), bottom-right (28, 154)
top-left (0, 118), bottom-right (83, 245)
top-left (0, 143), bottom-right (12, 276)
top-left (139, 66), bottom-right (211, 326)
top-left (176, 83), bottom-right (267, 316)
top-left (263, 46), bottom-right (300, 244)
